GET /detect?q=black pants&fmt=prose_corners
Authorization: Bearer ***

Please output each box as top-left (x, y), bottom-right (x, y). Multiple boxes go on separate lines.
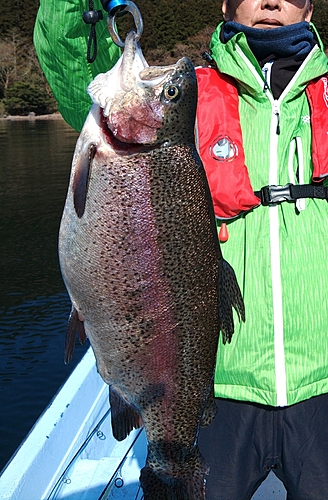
top-left (198, 394), bottom-right (328, 500)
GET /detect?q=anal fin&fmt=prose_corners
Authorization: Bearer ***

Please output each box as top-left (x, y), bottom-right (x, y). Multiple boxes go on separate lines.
top-left (109, 386), bottom-right (143, 441)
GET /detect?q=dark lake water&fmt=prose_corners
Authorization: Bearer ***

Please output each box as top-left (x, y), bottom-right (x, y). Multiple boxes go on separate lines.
top-left (0, 119), bottom-right (89, 471)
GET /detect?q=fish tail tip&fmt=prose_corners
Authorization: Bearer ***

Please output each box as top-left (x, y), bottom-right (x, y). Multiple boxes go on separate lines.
top-left (140, 450), bottom-right (207, 499)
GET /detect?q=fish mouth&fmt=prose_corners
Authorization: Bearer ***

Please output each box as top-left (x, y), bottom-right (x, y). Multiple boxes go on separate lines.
top-left (87, 31), bottom-right (149, 123)
top-left (99, 108), bottom-right (157, 155)
top-left (88, 31), bottom-right (178, 146)
top-left (108, 33), bottom-right (178, 145)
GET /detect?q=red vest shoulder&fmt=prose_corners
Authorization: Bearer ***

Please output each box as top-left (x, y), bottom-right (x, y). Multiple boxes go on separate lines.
top-left (305, 76), bottom-right (328, 182)
top-left (196, 66), bottom-right (328, 220)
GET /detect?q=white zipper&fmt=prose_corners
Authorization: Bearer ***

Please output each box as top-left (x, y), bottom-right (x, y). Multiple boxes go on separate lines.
top-left (268, 97), bottom-right (287, 407)
top-left (235, 44), bottom-right (319, 406)
top-left (236, 45), bottom-right (288, 406)
top-left (269, 105), bottom-right (287, 407)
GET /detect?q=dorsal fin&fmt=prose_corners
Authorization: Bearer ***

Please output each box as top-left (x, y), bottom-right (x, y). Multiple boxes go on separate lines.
top-left (200, 389), bottom-right (218, 428)
top-left (218, 259), bottom-right (245, 344)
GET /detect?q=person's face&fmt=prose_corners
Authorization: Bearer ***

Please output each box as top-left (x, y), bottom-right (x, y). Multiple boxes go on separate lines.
top-left (222, 0), bottom-right (313, 28)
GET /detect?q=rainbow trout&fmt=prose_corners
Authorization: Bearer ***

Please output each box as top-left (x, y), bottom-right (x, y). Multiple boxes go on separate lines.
top-left (59, 31), bottom-right (244, 499)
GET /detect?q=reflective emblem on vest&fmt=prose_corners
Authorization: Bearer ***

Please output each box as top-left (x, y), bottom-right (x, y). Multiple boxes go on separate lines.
top-left (211, 136), bottom-right (238, 162)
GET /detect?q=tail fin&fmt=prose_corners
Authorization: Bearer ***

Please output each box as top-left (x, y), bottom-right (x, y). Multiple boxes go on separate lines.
top-left (140, 445), bottom-right (208, 499)
top-left (219, 259), bottom-right (245, 344)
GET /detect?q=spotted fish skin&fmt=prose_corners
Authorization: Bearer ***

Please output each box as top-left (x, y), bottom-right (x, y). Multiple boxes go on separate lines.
top-left (59, 32), bottom-right (244, 499)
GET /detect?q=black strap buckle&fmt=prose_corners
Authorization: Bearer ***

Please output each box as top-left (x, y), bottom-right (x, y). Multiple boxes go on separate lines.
top-left (255, 183), bottom-right (328, 206)
top-left (256, 184), bottom-right (294, 206)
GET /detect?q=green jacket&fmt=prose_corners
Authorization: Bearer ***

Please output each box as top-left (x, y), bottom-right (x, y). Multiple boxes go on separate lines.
top-left (210, 23), bottom-right (328, 407)
top-left (33, 0), bottom-right (121, 132)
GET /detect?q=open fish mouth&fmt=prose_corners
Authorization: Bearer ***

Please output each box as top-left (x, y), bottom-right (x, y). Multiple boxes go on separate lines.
top-left (98, 110), bottom-right (157, 155)
top-left (88, 31), bottom-right (179, 146)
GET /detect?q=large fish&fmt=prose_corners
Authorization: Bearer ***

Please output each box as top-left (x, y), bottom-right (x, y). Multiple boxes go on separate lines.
top-left (59, 31), bottom-right (244, 499)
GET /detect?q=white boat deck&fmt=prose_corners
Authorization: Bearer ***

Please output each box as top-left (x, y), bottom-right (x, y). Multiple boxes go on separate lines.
top-left (0, 348), bottom-right (287, 499)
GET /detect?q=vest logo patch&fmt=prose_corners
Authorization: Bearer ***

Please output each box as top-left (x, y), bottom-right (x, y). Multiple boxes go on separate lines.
top-left (211, 136), bottom-right (238, 161)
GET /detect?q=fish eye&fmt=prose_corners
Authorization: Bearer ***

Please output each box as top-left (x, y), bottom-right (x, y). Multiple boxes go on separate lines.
top-left (163, 84), bottom-right (180, 101)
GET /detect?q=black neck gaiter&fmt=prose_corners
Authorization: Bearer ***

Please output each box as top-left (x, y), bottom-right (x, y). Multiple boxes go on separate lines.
top-left (222, 21), bottom-right (316, 98)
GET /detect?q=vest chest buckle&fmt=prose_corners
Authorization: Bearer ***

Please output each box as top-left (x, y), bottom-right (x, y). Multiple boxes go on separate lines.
top-left (255, 183), bottom-right (328, 207)
top-left (256, 184), bottom-right (294, 206)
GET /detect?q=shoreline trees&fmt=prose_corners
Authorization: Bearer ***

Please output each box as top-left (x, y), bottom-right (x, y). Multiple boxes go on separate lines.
top-left (0, 0), bottom-right (327, 116)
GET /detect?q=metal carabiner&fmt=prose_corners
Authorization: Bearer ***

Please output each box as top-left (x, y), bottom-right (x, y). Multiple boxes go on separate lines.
top-left (106, 0), bottom-right (143, 48)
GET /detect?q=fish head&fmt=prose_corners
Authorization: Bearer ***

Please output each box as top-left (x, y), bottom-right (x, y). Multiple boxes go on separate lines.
top-left (87, 31), bottom-right (197, 150)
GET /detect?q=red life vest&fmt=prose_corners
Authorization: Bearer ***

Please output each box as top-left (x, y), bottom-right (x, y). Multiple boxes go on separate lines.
top-left (196, 67), bottom-right (328, 220)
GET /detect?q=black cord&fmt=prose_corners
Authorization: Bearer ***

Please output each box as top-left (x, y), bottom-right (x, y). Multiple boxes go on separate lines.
top-left (87, 21), bottom-right (97, 63)
top-left (82, 0), bottom-right (104, 63)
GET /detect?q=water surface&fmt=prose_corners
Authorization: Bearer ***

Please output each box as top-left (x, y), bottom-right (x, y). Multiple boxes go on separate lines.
top-left (0, 119), bottom-right (88, 470)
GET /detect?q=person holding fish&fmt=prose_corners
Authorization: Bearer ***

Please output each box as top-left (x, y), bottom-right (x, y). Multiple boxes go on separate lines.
top-left (34, 0), bottom-right (328, 498)
top-left (197, 1), bottom-right (328, 499)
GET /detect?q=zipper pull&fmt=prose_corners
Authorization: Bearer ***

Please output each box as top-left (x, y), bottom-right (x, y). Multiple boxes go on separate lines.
top-left (276, 113), bottom-right (280, 135)
top-left (273, 102), bottom-right (280, 135)
top-left (263, 67), bottom-right (269, 92)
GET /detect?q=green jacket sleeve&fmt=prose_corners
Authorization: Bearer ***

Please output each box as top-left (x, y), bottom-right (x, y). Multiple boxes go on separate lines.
top-left (33, 0), bottom-right (121, 131)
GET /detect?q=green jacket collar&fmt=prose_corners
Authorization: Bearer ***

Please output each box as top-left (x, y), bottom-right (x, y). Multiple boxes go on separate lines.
top-left (209, 22), bottom-right (328, 92)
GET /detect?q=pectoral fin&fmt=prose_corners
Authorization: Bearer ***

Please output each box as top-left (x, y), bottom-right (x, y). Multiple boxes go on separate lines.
top-left (64, 306), bottom-right (86, 364)
top-left (72, 143), bottom-right (97, 218)
top-left (219, 259), bottom-right (245, 344)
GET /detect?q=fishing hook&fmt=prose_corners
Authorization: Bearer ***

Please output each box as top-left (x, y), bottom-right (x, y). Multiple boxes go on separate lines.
top-left (104, 0), bottom-right (143, 48)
